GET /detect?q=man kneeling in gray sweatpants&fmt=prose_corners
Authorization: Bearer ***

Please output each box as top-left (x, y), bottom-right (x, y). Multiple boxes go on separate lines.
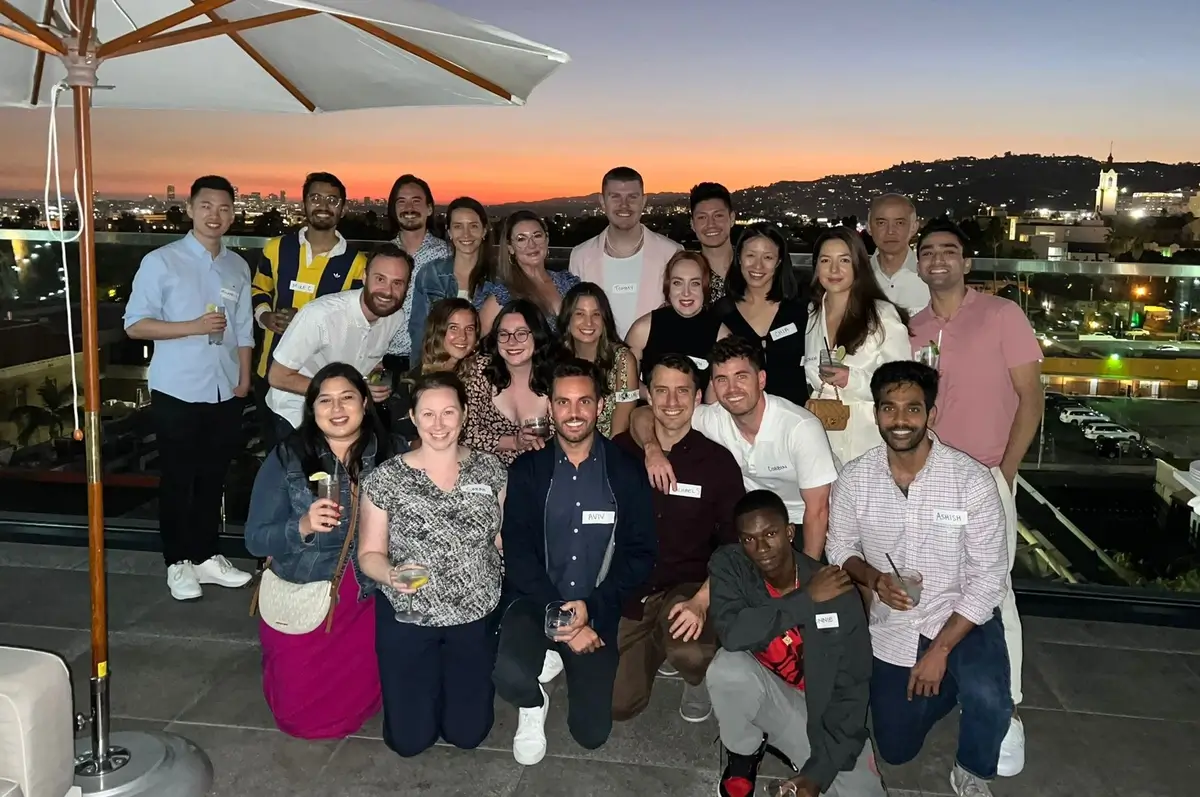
top-left (707, 490), bottom-right (885, 797)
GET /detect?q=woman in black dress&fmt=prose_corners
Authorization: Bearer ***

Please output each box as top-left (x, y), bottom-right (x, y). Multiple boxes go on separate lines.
top-left (713, 223), bottom-right (810, 406)
top-left (625, 250), bottom-right (722, 393)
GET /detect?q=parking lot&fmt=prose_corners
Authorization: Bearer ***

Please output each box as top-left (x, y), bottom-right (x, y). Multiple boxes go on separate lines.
top-left (1028, 394), bottom-right (1200, 467)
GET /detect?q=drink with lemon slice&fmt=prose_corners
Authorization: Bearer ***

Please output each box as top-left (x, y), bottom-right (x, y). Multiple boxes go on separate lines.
top-left (390, 561), bottom-right (431, 623)
top-left (309, 470), bottom-right (339, 502)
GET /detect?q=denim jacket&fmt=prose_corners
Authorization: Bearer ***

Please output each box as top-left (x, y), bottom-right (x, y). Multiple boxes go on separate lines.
top-left (408, 256), bottom-right (459, 355)
top-left (244, 438), bottom-right (381, 600)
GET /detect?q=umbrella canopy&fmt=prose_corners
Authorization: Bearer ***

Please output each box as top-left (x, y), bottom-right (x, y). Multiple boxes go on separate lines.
top-left (0, 0), bottom-right (569, 111)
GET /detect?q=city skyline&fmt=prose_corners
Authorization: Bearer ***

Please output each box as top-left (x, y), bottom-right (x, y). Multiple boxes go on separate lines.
top-left (1, 0), bottom-right (1198, 204)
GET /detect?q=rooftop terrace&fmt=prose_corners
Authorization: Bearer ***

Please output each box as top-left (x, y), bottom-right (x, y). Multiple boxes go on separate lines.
top-left (1, 541), bottom-right (1197, 796)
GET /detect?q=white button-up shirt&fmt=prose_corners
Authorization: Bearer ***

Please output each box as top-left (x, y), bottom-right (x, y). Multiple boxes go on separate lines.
top-left (266, 288), bottom-right (404, 427)
top-left (870, 249), bottom-right (929, 315)
top-left (826, 434), bottom-right (1008, 667)
top-left (692, 393), bottom-right (838, 523)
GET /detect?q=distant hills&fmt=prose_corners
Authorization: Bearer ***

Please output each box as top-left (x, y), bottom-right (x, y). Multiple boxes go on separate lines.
top-left (490, 154), bottom-right (1200, 218)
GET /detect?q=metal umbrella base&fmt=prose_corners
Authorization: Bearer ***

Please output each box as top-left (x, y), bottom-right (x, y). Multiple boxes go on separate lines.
top-left (74, 731), bottom-right (213, 797)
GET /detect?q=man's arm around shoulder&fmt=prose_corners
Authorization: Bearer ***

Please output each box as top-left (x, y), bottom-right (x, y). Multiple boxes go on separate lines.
top-left (708, 546), bottom-right (815, 652)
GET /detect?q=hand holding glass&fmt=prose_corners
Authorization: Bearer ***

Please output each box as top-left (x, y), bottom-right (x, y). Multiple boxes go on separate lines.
top-left (521, 416), bottom-right (551, 439)
top-left (544, 602), bottom-right (576, 641)
top-left (391, 562), bottom-right (431, 623)
top-left (896, 568), bottom-right (923, 606)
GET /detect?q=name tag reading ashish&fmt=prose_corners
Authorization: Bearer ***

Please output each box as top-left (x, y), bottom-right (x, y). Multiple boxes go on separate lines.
top-left (934, 509), bottom-right (968, 526)
top-left (669, 482), bottom-right (702, 499)
top-left (583, 511), bottom-right (615, 524)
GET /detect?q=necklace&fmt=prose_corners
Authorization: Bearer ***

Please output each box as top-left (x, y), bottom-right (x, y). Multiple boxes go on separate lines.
top-left (604, 226), bottom-right (645, 258)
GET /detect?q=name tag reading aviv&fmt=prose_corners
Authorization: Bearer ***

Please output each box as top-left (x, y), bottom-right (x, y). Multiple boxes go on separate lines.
top-left (668, 483), bottom-right (702, 498)
top-left (583, 511), bottom-right (615, 524)
top-left (290, 280), bottom-right (316, 294)
top-left (934, 509), bottom-right (968, 526)
top-left (610, 283), bottom-right (638, 295)
top-left (770, 322), bottom-right (798, 341)
top-left (461, 484), bottom-right (493, 496)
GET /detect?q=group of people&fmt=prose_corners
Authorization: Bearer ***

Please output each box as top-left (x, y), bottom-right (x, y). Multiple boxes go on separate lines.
top-left (122, 165), bottom-right (1045, 797)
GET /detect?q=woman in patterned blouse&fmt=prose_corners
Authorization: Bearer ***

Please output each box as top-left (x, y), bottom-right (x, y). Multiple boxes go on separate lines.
top-left (463, 299), bottom-right (558, 467)
top-left (474, 210), bottom-right (579, 333)
top-left (357, 371), bottom-right (508, 758)
top-left (556, 282), bottom-right (639, 437)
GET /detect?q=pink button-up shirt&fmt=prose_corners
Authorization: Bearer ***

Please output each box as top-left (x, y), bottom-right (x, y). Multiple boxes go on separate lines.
top-left (909, 289), bottom-right (1042, 468)
top-left (826, 434), bottom-right (1009, 667)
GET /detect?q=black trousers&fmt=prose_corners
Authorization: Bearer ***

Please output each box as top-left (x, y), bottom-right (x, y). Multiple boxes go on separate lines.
top-left (375, 595), bottom-right (496, 758)
top-left (150, 391), bottom-right (245, 566)
top-left (492, 597), bottom-right (619, 751)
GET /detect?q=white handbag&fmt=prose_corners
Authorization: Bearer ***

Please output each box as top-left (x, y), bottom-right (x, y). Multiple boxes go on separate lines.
top-left (250, 487), bottom-right (358, 635)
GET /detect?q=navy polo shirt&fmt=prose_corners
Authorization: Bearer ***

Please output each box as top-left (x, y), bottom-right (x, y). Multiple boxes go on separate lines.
top-left (545, 438), bottom-right (617, 601)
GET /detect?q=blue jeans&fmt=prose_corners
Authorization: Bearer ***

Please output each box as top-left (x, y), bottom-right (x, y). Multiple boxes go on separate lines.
top-left (869, 614), bottom-right (1013, 780)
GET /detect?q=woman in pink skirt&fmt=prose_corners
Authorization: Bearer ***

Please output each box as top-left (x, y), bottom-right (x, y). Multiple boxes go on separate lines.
top-left (245, 363), bottom-right (392, 739)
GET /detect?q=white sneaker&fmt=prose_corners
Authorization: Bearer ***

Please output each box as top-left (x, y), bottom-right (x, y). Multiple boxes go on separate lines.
top-left (167, 562), bottom-right (202, 601)
top-left (513, 685), bottom-right (550, 766)
top-left (950, 764), bottom-right (993, 796)
top-left (193, 555), bottom-right (253, 588)
top-left (996, 715), bottom-right (1025, 776)
top-left (657, 661), bottom-right (679, 677)
top-left (538, 650), bottom-right (563, 684)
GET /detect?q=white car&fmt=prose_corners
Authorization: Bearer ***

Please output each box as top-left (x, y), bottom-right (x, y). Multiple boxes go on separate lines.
top-left (1083, 422), bottom-right (1140, 441)
top-left (1060, 407), bottom-right (1109, 425)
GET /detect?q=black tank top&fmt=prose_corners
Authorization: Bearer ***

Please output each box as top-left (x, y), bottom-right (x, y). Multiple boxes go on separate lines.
top-left (714, 296), bottom-right (811, 406)
top-left (641, 306), bottom-right (723, 387)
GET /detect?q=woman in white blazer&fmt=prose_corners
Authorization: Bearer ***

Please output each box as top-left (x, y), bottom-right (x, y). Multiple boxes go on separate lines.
top-left (804, 227), bottom-right (912, 466)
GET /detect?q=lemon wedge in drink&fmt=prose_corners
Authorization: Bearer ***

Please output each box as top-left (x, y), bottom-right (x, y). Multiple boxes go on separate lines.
top-left (309, 471), bottom-right (330, 482)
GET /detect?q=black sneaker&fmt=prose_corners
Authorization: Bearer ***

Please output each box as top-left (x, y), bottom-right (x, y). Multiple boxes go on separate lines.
top-left (718, 742), bottom-right (765, 797)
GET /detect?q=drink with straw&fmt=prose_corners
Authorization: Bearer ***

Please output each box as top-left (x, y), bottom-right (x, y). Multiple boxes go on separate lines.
top-left (391, 562), bottom-right (431, 623)
top-left (896, 568), bottom-right (923, 606)
top-left (206, 303), bottom-right (224, 345)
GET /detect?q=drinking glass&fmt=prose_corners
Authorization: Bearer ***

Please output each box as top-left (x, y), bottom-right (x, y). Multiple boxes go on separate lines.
top-left (369, 368), bottom-right (392, 388)
top-left (896, 568), bottom-right (924, 606)
top-left (315, 472), bottom-right (339, 503)
top-left (544, 601), bottom-right (575, 641)
top-left (206, 303), bottom-right (224, 345)
top-left (522, 416), bottom-right (551, 439)
top-left (391, 562), bottom-right (431, 623)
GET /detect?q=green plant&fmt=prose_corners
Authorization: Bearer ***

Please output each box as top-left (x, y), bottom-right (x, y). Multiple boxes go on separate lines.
top-left (8, 377), bottom-right (77, 446)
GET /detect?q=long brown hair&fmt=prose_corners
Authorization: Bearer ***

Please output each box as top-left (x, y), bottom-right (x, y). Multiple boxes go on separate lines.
top-left (496, 210), bottom-right (554, 316)
top-left (416, 298), bottom-right (478, 375)
top-left (557, 282), bottom-right (624, 388)
top-left (809, 227), bottom-right (908, 355)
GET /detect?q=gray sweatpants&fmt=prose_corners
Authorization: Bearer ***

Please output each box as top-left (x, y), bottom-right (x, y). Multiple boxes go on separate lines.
top-left (706, 649), bottom-right (886, 797)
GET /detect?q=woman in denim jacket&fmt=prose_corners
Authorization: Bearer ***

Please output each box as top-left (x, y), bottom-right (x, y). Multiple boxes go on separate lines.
top-left (245, 362), bottom-right (394, 740)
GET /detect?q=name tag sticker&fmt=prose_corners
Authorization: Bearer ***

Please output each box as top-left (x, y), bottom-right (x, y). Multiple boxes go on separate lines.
top-left (219, 287), bottom-right (238, 301)
top-left (613, 389), bottom-right (640, 403)
top-left (770, 322), bottom-right (798, 341)
top-left (688, 356), bottom-right (709, 370)
top-left (669, 482), bottom-right (702, 499)
top-left (583, 510), bottom-right (615, 524)
top-left (461, 484), bottom-right (493, 496)
top-left (766, 462), bottom-right (792, 474)
top-left (611, 283), bottom-right (638, 295)
top-left (815, 612), bottom-right (839, 630)
top-left (934, 509), bottom-right (968, 526)
top-left (290, 280), bottom-right (316, 294)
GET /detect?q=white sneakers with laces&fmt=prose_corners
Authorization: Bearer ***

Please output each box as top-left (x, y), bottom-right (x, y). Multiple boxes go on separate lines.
top-left (538, 650), bottom-right (564, 684)
top-left (166, 556), bottom-right (252, 601)
top-left (513, 684), bottom-right (550, 766)
top-left (950, 763), bottom-right (993, 796)
top-left (996, 715), bottom-right (1025, 776)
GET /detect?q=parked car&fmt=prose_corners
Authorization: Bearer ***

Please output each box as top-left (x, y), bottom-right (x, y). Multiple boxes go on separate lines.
top-left (1094, 437), bottom-right (1153, 460)
top-left (1045, 392), bottom-right (1081, 412)
top-left (1060, 407), bottom-right (1109, 425)
top-left (1082, 422), bottom-right (1141, 441)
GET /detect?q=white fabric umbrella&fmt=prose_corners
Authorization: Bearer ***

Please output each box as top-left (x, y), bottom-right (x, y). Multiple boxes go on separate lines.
top-left (0, 0), bottom-right (569, 110)
top-left (0, 2), bottom-right (566, 792)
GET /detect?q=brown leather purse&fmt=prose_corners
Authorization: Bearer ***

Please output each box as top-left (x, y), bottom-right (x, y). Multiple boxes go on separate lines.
top-left (806, 386), bottom-right (850, 432)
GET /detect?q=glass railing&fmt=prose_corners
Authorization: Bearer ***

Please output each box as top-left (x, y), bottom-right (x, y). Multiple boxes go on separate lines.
top-left (2, 228), bottom-right (1199, 608)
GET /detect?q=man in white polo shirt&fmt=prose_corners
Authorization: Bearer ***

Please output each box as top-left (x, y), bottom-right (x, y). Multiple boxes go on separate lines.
top-left (265, 243), bottom-right (411, 436)
top-left (627, 336), bottom-right (838, 558)
top-left (868, 193), bottom-right (929, 315)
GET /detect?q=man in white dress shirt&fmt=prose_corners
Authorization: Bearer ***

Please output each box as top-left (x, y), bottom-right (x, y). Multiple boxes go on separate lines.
top-left (826, 360), bottom-right (1011, 797)
top-left (628, 336), bottom-right (838, 559)
top-left (265, 244), bottom-right (411, 436)
top-left (867, 194), bottom-right (929, 314)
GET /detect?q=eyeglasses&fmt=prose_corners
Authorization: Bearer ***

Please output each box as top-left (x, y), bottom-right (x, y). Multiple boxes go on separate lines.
top-left (497, 329), bottom-right (532, 344)
top-left (307, 194), bottom-right (343, 208)
top-left (513, 232), bottom-right (546, 247)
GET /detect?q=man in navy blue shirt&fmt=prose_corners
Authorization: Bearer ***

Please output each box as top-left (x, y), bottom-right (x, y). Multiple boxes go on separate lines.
top-left (494, 358), bottom-right (657, 766)
top-left (124, 176), bottom-right (255, 601)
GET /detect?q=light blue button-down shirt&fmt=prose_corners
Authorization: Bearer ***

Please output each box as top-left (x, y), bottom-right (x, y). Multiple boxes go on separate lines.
top-left (123, 232), bottom-right (254, 403)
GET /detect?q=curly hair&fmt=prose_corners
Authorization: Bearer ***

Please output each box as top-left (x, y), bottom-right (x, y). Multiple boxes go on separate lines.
top-left (479, 298), bottom-right (557, 396)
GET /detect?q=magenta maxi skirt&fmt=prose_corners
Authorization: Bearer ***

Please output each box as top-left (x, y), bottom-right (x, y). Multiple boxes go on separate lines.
top-left (258, 572), bottom-right (382, 739)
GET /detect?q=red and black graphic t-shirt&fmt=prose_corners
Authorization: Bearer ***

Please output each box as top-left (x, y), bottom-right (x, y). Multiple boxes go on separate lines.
top-left (752, 579), bottom-right (805, 690)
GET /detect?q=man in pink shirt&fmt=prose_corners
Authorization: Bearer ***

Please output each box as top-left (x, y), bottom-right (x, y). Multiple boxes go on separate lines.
top-left (908, 218), bottom-right (1043, 778)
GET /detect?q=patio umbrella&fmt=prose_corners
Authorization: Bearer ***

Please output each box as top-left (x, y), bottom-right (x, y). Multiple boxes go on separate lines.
top-left (0, 2), bottom-right (567, 794)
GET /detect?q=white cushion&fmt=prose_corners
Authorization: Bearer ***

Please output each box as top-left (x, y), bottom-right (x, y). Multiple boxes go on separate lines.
top-left (0, 647), bottom-right (73, 797)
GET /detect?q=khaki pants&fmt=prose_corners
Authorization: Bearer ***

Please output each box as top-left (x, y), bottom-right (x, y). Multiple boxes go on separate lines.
top-left (612, 582), bottom-right (716, 721)
top-left (990, 467), bottom-right (1024, 706)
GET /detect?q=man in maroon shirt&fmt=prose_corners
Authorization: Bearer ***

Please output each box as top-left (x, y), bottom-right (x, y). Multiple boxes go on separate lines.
top-left (613, 354), bottom-right (745, 723)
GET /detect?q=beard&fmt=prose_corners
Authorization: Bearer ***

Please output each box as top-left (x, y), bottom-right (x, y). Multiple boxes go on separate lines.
top-left (881, 424), bottom-right (928, 453)
top-left (396, 213), bottom-right (425, 231)
top-left (363, 290), bottom-right (401, 318)
top-left (307, 212), bottom-right (337, 231)
top-left (555, 416), bottom-right (595, 444)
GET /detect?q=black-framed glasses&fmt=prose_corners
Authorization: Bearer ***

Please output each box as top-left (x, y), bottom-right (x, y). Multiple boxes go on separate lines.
top-left (497, 329), bottom-right (532, 344)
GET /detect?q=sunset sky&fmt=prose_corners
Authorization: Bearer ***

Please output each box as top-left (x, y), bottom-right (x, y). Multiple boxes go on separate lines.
top-left (1, 0), bottom-right (1197, 204)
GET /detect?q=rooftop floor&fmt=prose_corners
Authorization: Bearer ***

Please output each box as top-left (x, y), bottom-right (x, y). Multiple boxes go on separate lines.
top-left (0, 541), bottom-right (1197, 796)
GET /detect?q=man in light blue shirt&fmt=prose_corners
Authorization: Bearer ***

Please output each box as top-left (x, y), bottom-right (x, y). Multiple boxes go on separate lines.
top-left (124, 175), bottom-right (255, 601)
